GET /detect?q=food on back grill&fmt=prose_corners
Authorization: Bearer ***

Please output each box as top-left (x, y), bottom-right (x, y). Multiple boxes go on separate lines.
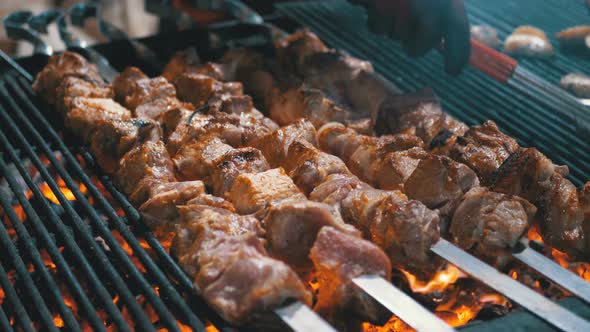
top-left (276, 29), bottom-right (330, 75)
top-left (556, 26), bottom-right (590, 50)
top-left (504, 26), bottom-right (554, 58)
top-left (64, 97), bottom-right (132, 142)
top-left (449, 187), bottom-right (536, 265)
top-left (311, 226), bottom-right (391, 326)
top-left (471, 25), bottom-right (501, 49)
top-left (450, 121), bottom-right (520, 185)
top-left (33, 52), bottom-right (105, 105)
top-left (560, 72), bottom-right (590, 98)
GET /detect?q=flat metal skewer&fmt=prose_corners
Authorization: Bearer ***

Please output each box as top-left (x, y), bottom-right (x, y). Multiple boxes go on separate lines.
top-left (432, 239), bottom-right (590, 332)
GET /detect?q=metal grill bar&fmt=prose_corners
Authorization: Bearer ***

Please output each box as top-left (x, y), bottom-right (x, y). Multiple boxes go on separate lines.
top-left (0, 102), bottom-right (157, 331)
top-left (5, 74), bottom-right (215, 331)
top-left (0, 262), bottom-right (33, 332)
top-left (0, 303), bottom-right (14, 332)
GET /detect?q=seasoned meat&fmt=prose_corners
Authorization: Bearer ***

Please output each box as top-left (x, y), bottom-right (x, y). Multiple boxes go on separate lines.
top-left (265, 200), bottom-right (360, 268)
top-left (449, 187), bottom-right (536, 262)
top-left (135, 97), bottom-right (184, 120)
top-left (252, 119), bottom-right (318, 167)
top-left (375, 88), bottom-right (468, 146)
top-left (174, 136), bottom-right (234, 180)
top-left (227, 168), bottom-right (306, 215)
top-left (209, 147), bottom-right (270, 197)
top-left (275, 29), bottom-right (329, 74)
top-left (492, 147), bottom-right (569, 202)
top-left (311, 226), bottom-right (391, 325)
top-left (537, 174), bottom-right (587, 257)
top-left (284, 140), bottom-right (351, 195)
top-left (90, 118), bottom-right (161, 174)
top-left (310, 173), bottom-right (370, 211)
top-left (64, 98), bottom-right (132, 142)
top-left (186, 194), bottom-right (236, 212)
top-left (450, 121), bottom-right (520, 185)
top-left (55, 76), bottom-right (114, 116)
top-left (115, 141), bottom-right (176, 205)
top-left (33, 52), bottom-right (104, 105)
top-left (580, 182), bottom-right (590, 256)
top-left (139, 181), bottom-right (206, 236)
top-left (372, 147), bottom-right (429, 191)
top-left (161, 48), bottom-right (202, 81)
top-left (404, 154), bottom-right (480, 213)
top-left (112, 67), bottom-right (149, 103)
top-left (174, 73), bottom-right (242, 107)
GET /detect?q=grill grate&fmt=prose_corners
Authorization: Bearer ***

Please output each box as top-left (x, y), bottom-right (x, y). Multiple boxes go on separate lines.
top-left (276, 0), bottom-right (590, 186)
top-left (0, 70), bottom-right (232, 331)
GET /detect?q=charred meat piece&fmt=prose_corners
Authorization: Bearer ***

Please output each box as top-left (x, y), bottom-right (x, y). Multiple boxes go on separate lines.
top-left (275, 30), bottom-right (330, 75)
top-left (311, 226), bottom-right (391, 325)
top-left (265, 200), bottom-right (360, 268)
top-left (492, 147), bottom-right (569, 202)
top-left (90, 118), bottom-right (161, 174)
top-left (174, 73), bottom-right (243, 107)
top-left (135, 97), bottom-right (184, 121)
top-left (161, 48), bottom-right (202, 81)
top-left (375, 88), bottom-right (468, 147)
top-left (64, 98), bottom-right (132, 142)
top-left (405, 154), bottom-right (480, 215)
top-left (55, 76), bottom-right (114, 116)
top-left (112, 66), bottom-right (149, 103)
top-left (123, 76), bottom-right (177, 111)
top-left (209, 148), bottom-right (270, 197)
top-left (449, 187), bottom-right (536, 264)
top-left (174, 136), bottom-right (234, 181)
top-left (450, 121), bottom-right (520, 185)
top-left (33, 52), bottom-right (104, 105)
top-left (537, 173), bottom-right (587, 257)
top-left (139, 181), bottom-right (206, 236)
top-left (284, 140), bottom-right (351, 195)
top-left (228, 168), bottom-right (306, 215)
top-left (371, 147), bottom-right (429, 191)
top-left (115, 141), bottom-right (176, 205)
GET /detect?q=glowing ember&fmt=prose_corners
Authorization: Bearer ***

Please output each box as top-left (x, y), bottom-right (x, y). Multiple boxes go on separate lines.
top-left (205, 323), bottom-right (220, 332)
top-left (527, 225), bottom-right (544, 243)
top-left (53, 315), bottom-right (64, 327)
top-left (363, 316), bottom-right (413, 332)
top-left (401, 264), bottom-right (465, 293)
top-left (39, 181), bottom-right (76, 205)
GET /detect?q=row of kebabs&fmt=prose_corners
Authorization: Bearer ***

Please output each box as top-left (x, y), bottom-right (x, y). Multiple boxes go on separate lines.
top-left (31, 30), bottom-right (590, 329)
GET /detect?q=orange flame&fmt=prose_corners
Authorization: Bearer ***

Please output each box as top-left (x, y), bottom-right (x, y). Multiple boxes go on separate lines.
top-left (363, 316), bottom-right (414, 332)
top-left (53, 315), bottom-right (64, 327)
top-left (401, 264), bottom-right (465, 294)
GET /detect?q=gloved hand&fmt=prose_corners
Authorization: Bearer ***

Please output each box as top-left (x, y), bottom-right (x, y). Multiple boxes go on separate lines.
top-left (353, 0), bottom-right (470, 75)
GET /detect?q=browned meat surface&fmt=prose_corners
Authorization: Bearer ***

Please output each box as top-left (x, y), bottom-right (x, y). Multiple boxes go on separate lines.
top-left (135, 97), bottom-right (184, 120)
top-left (161, 48), bottom-right (202, 81)
top-left (311, 227), bottom-right (391, 325)
top-left (174, 136), bottom-right (234, 180)
top-left (275, 30), bottom-right (329, 74)
top-left (284, 140), bottom-right (351, 195)
top-left (372, 147), bottom-right (429, 191)
top-left (580, 183), bottom-right (590, 256)
top-left (405, 154), bottom-right (480, 217)
top-left (375, 88), bottom-right (468, 147)
top-left (538, 174), bottom-right (587, 257)
top-left (265, 200), bottom-right (360, 268)
top-left (227, 168), bottom-right (306, 215)
top-left (90, 118), bottom-right (161, 174)
top-left (310, 173), bottom-right (370, 211)
top-left (122, 76), bottom-right (177, 111)
top-left (115, 141), bottom-right (176, 205)
top-left (55, 76), bottom-right (114, 115)
top-left (492, 147), bottom-right (569, 202)
top-left (450, 121), bottom-right (520, 185)
top-left (174, 73), bottom-right (243, 107)
top-left (209, 147), bottom-right (270, 197)
top-left (33, 52), bottom-right (104, 105)
top-left (112, 67), bottom-right (149, 103)
top-left (139, 181), bottom-right (206, 236)
top-left (64, 98), bottom-right (131, 142)
top-left (449, 187), bottom-right (536, 263)
top-left (252, 119), bottom-right (318, 167)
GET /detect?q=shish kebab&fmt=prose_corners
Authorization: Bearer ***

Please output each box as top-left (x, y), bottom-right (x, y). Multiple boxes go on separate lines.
top-left (160, 30), bottom-right (590, 330)
top-left (31, 51), bottom-right (456, 332)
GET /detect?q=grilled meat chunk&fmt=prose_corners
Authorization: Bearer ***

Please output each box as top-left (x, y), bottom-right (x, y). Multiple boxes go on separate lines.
top-left (55, 76), bottom-right (114, 115)
top-left (265, 200), bottom-right (360, 268)
top-left (64, 98), bottom-right (132, 142)
top-left (112, 67), bottom-right (149, 103)
top-left (449, 187), bottom-right (536, 264)
top-left (209, 148), bottom-right (270, 197)
top-left (91, 118), bottom-right (161, 174)
top-left (310, 173), bottom-right (370, 211)
top-left (33, 52), bottom-right (104, 105)
top-left (113, 68), bottom-right (176, 111)
top-left (135, 97), bottom-right (184, 121)
top-left (404, 154), bottom-right (480, 218)
top-left (580, 182), bottom-right (590, 256)
top-left (252, 119), bottom-right (318, 167)
top-left (371, 147), bottom-right (430, 191)
top-left (450, 121), bottom-right (520, 185)
top-left (284, 140), bottom-right (351, 195)
top-left (174, 73), bottom-right (243, 107)
top-left (162, 48), bottom-right (202, 81)
top-left (115, 141), bottom-right (176, 205)
top-left (227, 168), bottom-right (306, 215)
top-left (174, 136), bottom-right (234, 180)
top-left (276, 30), bottom-right (330, 74)
top-left (311, 226), bottom-right (391, 325)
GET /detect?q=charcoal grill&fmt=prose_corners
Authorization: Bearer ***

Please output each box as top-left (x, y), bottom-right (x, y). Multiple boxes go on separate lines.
top-left (2, 1), bottom-right (590, 331)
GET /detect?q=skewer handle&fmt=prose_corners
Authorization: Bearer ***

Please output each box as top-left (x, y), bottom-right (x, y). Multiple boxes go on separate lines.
top-left (468, 38), bottom-right (518, 83)
top-left (274, 301), bottom-right (337, 332)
